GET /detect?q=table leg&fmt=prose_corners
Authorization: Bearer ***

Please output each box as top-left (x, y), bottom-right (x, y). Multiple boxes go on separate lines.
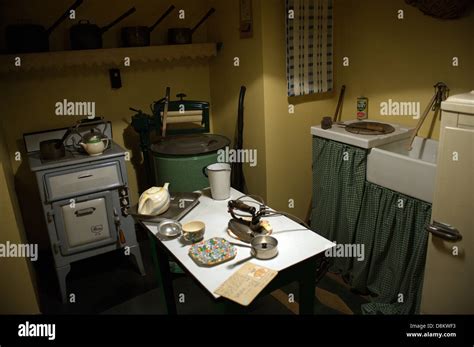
top-left (149, 233), bottom-right (177, 315)
top-left (315, 255), bottom-right (330, 284)
top-left (214, 298), bottom-right (244, 314)
top-left (299, 255), bottom-right (330, 315)
top-left (298, 257), bottom-right (318, 315)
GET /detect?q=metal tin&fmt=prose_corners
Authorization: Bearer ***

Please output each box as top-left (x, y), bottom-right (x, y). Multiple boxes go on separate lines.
top-left (357, 96), bottom-right (368, 120)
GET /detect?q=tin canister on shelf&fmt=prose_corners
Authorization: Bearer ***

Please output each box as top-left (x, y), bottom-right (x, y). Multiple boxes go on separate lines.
top-left (357, 96), bottom-right (368, 120)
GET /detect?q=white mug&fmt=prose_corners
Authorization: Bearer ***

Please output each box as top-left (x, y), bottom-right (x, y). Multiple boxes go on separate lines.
top-left (203, 163), bottom-right (231, 200)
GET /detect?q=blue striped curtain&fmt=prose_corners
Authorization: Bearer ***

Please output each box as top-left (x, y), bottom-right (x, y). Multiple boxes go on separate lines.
top-left (286, 0), bottom-right (333, 97)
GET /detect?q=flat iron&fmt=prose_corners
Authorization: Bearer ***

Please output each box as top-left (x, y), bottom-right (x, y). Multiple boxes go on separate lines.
top-left (227, 199), bottom-right (271, 243)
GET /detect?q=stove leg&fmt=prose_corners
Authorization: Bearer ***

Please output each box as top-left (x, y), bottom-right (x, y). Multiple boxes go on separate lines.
top-left (129, 245), bottom-right (146, 276)
top-left (56, 264), bottom-right (71, 304)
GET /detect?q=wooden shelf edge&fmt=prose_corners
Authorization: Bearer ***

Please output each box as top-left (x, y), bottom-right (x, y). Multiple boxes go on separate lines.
top-left (0, 43), bottom-right (218, 73)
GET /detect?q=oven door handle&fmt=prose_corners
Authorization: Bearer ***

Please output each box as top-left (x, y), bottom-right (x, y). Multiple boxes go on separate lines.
top-left (425, 221), bottom-right (462, 242)
top-left (75, 207), bottom-right (96, 217)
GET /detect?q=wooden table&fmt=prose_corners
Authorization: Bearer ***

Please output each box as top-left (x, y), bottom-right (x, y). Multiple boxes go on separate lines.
top-left (141, 188), bottom-right (335, 314)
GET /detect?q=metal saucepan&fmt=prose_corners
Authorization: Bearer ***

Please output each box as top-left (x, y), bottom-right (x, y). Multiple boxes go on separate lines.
top-left (121, 5), bottom-right (175, 47)
top-left (230, 235), bottom-right (279, 260)
top-left (168, 8), bottom-right (215, 45)
top-left (70, 7), bottom-right (136, 50)
top-left (39, 127), bottom-right (73, 161)
top-left (6, 0), bottom-right (83, 53)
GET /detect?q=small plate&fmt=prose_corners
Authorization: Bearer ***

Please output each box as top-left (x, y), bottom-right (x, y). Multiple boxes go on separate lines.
top-left (189, 237), bottom-right (237, 266)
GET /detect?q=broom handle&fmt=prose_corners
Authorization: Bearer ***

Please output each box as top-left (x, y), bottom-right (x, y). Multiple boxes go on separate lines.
top-left (333, 85), bottom-right (346, 122)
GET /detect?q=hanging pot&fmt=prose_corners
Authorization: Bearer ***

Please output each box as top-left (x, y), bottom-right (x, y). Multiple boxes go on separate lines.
top-left (6, 0), bottom-right (83, 53)
top-left (168, 8), bottom-right (215, 45)
top-left (70, 7), bottom-right (136, 50)
top-left (121, 5), bottom-right (175, 47)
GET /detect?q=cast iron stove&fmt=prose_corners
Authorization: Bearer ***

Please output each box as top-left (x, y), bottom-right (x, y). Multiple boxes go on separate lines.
top-left (25, 125), bottom-right (145, 303)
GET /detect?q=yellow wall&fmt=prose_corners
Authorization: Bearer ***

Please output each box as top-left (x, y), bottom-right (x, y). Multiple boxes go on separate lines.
top-left (261, 0), bottom-right (335, 218)
top-left (208, 0), bottom-right (268, 200)
top-left (258, 0), bottom-right (473, 218)
top-left (0, 127), bottom-right (40, 314)
top-left (0, 0), bottom-right (472, 312)
top-left (0, 0), bottom-right (212, 249)
top-left (333, 0), bottom-right (473, 137)
top-left (206, 0), bottom-right (473, 219)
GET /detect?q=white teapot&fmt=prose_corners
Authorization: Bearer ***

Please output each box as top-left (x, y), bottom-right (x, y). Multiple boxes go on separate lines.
top-left (138, 183), bottom-right (171, 216)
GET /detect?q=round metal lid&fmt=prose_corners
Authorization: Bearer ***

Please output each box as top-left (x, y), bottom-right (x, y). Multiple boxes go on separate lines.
top-left (151, 134), bottom-right (230, 156)
top-left (344, 121), bottom-right (395, 135)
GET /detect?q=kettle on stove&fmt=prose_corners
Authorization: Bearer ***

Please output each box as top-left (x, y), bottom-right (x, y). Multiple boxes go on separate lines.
top-left (74, 117), bottom-right (110, 156)
top-left (80, 133), bottom-right (109, 156)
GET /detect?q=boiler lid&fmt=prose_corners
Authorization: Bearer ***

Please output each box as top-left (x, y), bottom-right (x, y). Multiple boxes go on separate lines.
top-left (151, 134), bottom-right (230, 156)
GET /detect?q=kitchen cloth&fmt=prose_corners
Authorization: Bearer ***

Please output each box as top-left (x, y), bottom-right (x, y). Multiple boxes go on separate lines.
top-left (286, 0), bottom-right (334, 96)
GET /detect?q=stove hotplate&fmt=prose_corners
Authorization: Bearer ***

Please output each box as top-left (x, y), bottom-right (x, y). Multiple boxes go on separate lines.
top-left (40, 149), bottom-right (76, 164)
top-left (39, 146), bottom-right (105, 164)
top-left (24, 122), bottom-right (119, 171)
top-left (28, 143), bottom-right (127, 172)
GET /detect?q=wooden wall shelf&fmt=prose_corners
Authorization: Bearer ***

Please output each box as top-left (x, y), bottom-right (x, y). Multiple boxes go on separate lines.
top-left (0, 43), bottom-right (218, 73)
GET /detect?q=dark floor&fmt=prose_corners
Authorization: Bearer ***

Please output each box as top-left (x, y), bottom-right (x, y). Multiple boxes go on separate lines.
top-left (34, 226), bottom-right (367, 315)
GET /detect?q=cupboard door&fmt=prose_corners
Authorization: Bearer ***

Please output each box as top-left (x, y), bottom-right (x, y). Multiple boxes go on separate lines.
top-left (421, 126), bottom-right (474, 314)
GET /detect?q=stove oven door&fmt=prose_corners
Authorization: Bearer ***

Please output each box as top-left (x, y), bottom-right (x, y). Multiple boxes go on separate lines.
top-left (53, 191), bottom-right (118, 255)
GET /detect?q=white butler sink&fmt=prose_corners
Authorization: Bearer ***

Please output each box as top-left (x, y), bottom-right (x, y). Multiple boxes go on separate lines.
top-left (367, 137), bottom-right (438, 203)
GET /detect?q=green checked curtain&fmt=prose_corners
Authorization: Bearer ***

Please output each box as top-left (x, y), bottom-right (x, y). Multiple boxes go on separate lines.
top-left (311, 137), bottom-right (367, 274)
top-left (352, 182), bottom-right (431, 314)
top-left (311, 137), bottom-right (432, 314)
